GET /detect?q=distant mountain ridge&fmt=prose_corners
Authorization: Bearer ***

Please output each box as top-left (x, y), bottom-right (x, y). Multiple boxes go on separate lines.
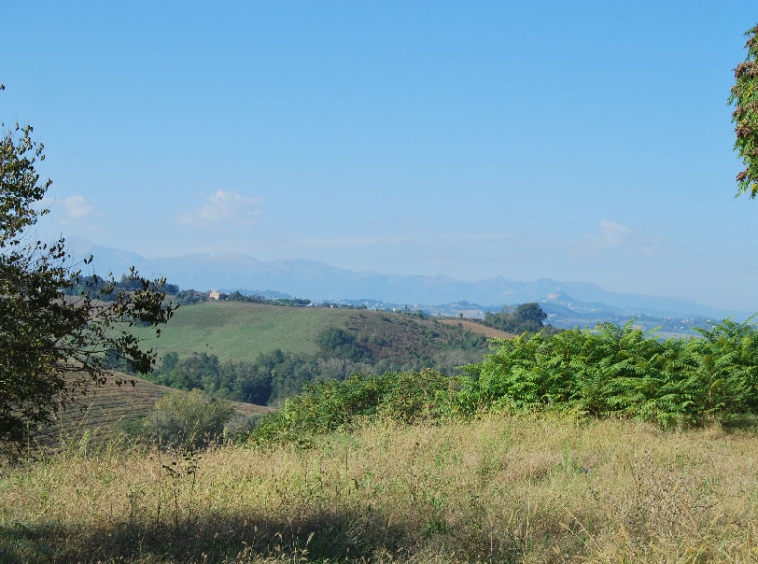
top-left (67, 239), bottom-right (748, 322)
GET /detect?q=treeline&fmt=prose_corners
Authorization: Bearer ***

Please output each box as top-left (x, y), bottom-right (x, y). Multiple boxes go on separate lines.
top-left (61, 273), bottom-right (180, 301)
top-left (147, 350), bottom-right (315, 405)
top-left (172, 289), bottom-right (312, 307)
top-left (250, 318), bottom-right (758, 444)
top-left (173, 289), bottom-right (375, 309)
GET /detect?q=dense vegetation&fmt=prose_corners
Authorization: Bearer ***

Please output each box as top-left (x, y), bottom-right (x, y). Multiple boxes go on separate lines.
top-left (250, 318), bottom-right (758, 445)
top-left (142, 389), bottom-right (238, 450)
top-left (173, 289), bottom-right (312, 307)
top-left (144, 313), bottom-right (488, 406)
top-left (730, 23), bottom-right (758, 197)
top-left (461, 319), bottom-right (758, 426)
top-left (60, 274), bottom-right (180, 301)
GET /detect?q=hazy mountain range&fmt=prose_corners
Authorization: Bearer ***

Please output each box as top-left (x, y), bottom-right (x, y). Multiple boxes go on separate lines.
top-left (68, 239), bottom-right (749, 325)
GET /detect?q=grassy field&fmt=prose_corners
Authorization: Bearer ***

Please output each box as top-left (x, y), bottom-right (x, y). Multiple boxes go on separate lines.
top-left (3, 415), bottom-right (758, 563)
top-left (130, 302), bottom-right (354, 361)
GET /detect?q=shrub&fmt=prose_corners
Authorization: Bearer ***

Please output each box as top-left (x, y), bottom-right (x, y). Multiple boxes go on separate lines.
top-left (463, 319), bottom-right (758, 427)
top-left (145, 389), bottom-right (236, 449)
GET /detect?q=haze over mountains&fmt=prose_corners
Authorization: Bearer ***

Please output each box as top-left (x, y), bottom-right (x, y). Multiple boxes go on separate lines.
top-left (68, 239), bottom-right (748, 325)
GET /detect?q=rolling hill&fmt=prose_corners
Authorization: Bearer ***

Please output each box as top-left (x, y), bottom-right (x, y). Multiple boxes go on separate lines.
top-left (130, 301), bottom-right (493, 366)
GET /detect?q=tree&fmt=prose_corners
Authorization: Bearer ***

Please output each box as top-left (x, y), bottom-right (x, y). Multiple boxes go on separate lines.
top-left (316, 327), bottom-right (372, 362)
top-left (729, 23), bottom-right (758, 197)
top-left (0, 84), bottom-right (175, 452)
top-left (483, 302), bottom-right (548, 333)
top-left (512, 302), bottom-right (548, 333)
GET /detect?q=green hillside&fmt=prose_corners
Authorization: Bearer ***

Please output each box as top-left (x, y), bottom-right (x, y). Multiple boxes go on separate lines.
top-left (125, 301), bottom-right (493, 407)
top-left (131, 301), bottom-right (490, 365)
top-left (131, 302), bottom-right (355, 361)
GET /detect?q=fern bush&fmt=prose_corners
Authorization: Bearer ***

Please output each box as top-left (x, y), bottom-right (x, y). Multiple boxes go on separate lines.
top-left (462, 319), bottom-right (758, 427)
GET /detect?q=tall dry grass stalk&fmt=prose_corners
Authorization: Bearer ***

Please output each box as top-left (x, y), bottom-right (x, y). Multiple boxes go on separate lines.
top-left (2, 415), bottom-right (758, 562)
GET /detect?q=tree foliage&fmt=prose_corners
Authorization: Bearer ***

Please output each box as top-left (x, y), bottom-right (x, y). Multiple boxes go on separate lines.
top-left (729, 23), bottom-right (758, 197)
top-left (0, 85), bottom-right (174, 451)
top-left (60, 274), bottom-right (179, 302)
top-left (144, 314), bottom-right (489, 406)
top-left (483, 302), bottom-right (549, 334)
top-left (316, 327), bottom-right (372, 362)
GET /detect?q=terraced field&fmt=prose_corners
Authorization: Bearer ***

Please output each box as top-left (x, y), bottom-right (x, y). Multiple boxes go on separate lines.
top-left (38, 374), bottom-right (274, 447)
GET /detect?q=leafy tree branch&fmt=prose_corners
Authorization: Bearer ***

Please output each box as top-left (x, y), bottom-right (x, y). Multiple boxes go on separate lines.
top-left (0, 85), bottom-right (175, 452)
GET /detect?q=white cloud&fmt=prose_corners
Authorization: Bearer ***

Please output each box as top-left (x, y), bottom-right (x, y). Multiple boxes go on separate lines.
top-left (438, 232), bottom-right (509, 242)
top-left (564, 220), bottom-right (671, 259)
top-left (56, 195), bottom-right (97, 223)
top-left (62, 195), bottom-right (93, 219)
top-left (176, 190), bottom-right (262, 227)
top-left (590, 220), bottom-right (630, 251)
top-left (297, 234), bottom-right (411, 248)
top-left (567, 220), bottom-right (631, 257)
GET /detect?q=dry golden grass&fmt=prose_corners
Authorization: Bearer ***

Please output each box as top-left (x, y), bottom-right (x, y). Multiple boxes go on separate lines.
top-left (2, 415), bottom-right (758, 562)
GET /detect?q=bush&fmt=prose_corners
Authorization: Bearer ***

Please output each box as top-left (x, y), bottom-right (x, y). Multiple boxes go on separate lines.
top-left (316, 327), bottom-right (372, 362)
top-left (249, 369), bottom-right (453, 446)
top-left (145, 389), bottom-right (236, 449)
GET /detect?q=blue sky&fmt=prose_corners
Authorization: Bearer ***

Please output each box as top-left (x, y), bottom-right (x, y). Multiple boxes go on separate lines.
top-left (2, 1), bottom-right (757, 311)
